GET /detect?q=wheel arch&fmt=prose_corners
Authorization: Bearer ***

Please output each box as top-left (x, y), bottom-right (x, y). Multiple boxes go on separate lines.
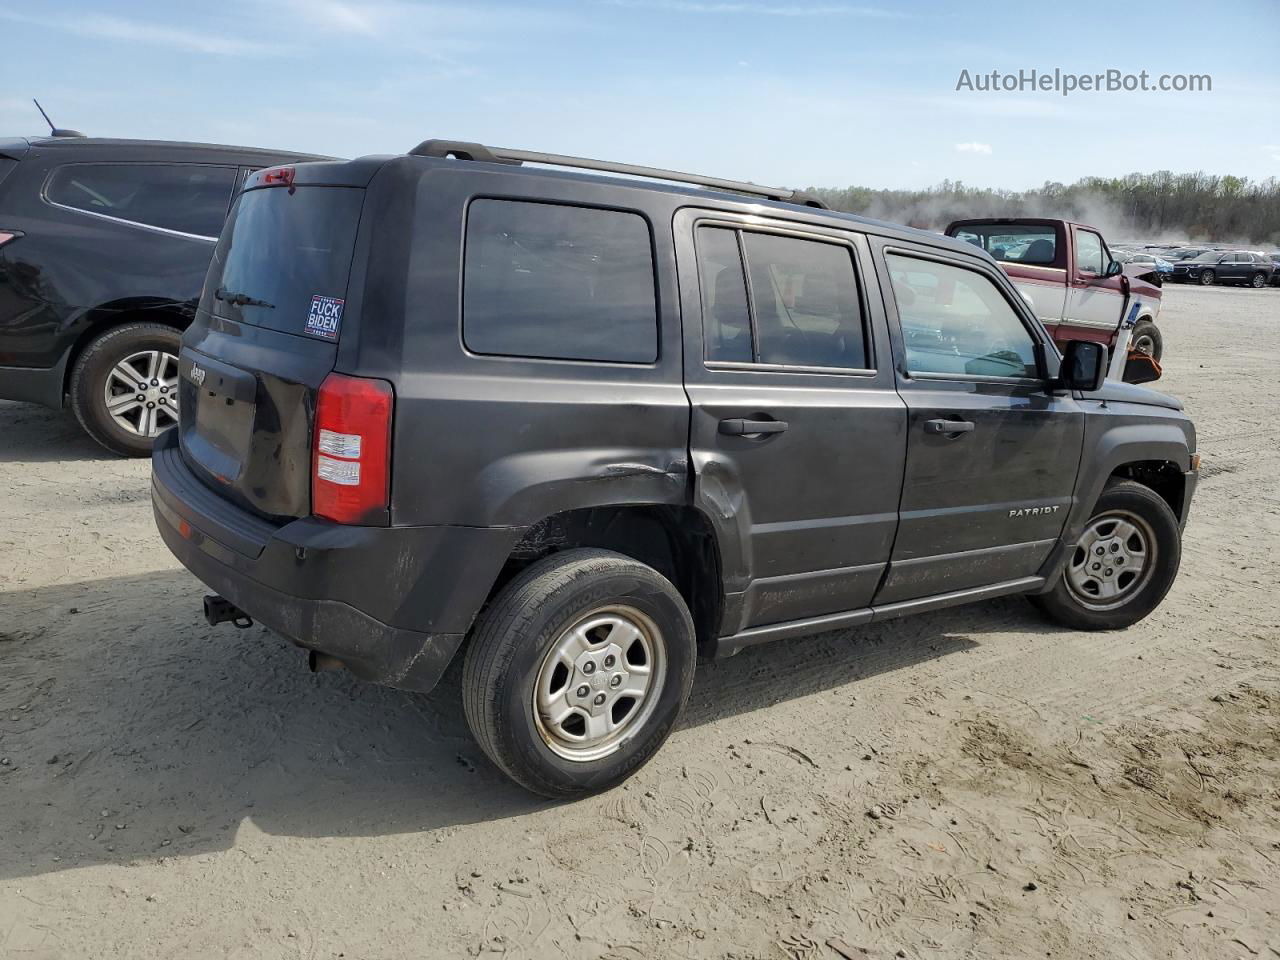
top-left (59, 298), bottom-right (191, 402)
top-left (481, 504), bottom-right (725, 654)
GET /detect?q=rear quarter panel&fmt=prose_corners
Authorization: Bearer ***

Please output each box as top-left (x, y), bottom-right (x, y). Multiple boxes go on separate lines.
top-left (365, 162), bottom-right (691, 529)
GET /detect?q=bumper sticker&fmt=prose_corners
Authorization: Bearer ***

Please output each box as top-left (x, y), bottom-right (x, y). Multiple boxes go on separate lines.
top-left (306, 295), bottom-right (344, 341)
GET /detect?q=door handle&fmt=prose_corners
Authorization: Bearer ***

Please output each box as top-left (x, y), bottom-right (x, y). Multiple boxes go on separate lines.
top-left (719, 418), bottom-right (788, 436)
top-left (924, 418), bottom-right (975, 435)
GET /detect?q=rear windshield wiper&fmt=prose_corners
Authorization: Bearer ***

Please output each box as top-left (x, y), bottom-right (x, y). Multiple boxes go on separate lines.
top-left (214, 287), bottom-right (275, 309)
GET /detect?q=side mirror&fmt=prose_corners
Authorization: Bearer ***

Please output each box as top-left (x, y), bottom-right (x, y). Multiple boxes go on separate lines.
top-left (1061, 340), bottom-right (1108, 392)
top-left (1104, 259), bottom-right (1124, 278)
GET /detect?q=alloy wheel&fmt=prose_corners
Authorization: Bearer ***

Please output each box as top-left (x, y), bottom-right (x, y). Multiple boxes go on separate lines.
top-left (103, 350), bottom-right (180, 437)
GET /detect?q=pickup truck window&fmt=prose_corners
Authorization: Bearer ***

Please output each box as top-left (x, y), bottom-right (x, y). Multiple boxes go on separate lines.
top-left (1076, 230), bottom-right (1105, 275)
top-left (697, 226), bottom-right (868, 370)
top-left (887, 254), bottom-right (1038, 380)
top-left (952, 224), bottom-right (1057, 266)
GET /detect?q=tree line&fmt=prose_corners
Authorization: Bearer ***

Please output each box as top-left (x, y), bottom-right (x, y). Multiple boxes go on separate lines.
top-left (807, 172), bottom-right (1280, 246)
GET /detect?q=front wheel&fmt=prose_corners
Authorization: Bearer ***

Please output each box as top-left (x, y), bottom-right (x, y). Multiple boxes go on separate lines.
top-left (1031, 480), bottom-right (1181, 630)
top-left (69, 322), bottom-right (182, 457)
top-left (1199, 269), bottom-right (1215, 286)
top-left (461, 549), bottom-right (696, 798)
top-left (1130, 319), bottom-right (1163, 361)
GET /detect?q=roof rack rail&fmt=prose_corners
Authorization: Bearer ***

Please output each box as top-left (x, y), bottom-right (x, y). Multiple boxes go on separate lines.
top-left (408, 139), bottom-right (828, 209)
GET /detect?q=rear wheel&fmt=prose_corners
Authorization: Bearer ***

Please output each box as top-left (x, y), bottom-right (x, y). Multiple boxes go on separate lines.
top-left (1250, 272), bottom-right (1267, 289)
top-left (1031, 480), bottom-right (1181, 630)
top-left (461, 548), bottom-right (696, 798)
top-left (69, 322), bottom-right (182, 457)
top-left (1199, 269), bottom-right (1215, 285)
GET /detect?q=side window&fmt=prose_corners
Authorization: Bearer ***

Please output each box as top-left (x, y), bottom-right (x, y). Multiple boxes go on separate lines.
top-left (1076, 230), bottom-right (1104, 275)
top-left (697, 227), bottom-right (752, 363)
top-left (45, 163), bottom-right (237, 237)
top-left (886, 253), bottom-right (1040, 379)
top-left (463, 199), bottom-right (658, 363)
top-left (695, 225), bottom-right (869, 370)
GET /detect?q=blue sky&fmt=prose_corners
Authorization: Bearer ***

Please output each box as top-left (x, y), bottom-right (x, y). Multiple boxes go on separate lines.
top-left (2, 0), bottom-right (1277, 191)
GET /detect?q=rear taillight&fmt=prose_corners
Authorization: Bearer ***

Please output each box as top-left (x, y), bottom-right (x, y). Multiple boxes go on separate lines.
top-left (312, 373), bottom-right (393, 524)
top-left (0, 230), bottom-right (22, 248)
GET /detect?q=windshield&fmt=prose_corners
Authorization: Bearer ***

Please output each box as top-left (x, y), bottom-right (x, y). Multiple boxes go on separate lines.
top-left (1190, 252), bottom-right (1221, 263)
top-left (207, 186), bottom-right (364, 338)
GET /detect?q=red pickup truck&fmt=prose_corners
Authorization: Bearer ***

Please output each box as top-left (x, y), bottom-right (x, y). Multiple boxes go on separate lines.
top-left (946, 218), bottom-right (1164, 382)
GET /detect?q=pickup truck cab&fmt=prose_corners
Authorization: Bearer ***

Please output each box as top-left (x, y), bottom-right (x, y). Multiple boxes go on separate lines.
top-left (153, 144), bottom-right (1198, 797)
top-left (946, 218), bottom-right (1165, 380)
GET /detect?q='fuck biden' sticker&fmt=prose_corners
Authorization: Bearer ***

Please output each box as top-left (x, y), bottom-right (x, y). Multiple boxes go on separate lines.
top-left (305, 295), bottom-right (344, 341)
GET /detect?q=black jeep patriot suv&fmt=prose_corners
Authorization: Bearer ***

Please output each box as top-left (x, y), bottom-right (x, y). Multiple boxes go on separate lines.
top-left (0, 135), bottom-right (323, 455)
top-left (152, 140), bottom-right (1198, 797)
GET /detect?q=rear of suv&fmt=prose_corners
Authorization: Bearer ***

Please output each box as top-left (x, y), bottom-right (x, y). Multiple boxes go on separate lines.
top-left (0, 135), bottom-right (325, 455)
top-left (153, 140), bottom-right (1198, 798)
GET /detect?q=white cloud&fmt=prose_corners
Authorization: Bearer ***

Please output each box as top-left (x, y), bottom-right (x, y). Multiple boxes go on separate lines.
top-left (292, 0), bottom-right (380, 34)
top-left (955, 142), bottom-right (993, 155)
top-left (0, 10), bottom-right (286, 57)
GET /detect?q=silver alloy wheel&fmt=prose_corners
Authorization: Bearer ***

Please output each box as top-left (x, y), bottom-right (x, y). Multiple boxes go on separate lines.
top-left (1065, 509), bottom-right (1156, 611)
top-left (1132, 333), bottom-right (1156, 356)
top-left (103, 350), bottom-right (180, 438)
top-left (1252, 273), bottom-right (1267, 288)
top-left (1199, 269), bottom-right (1214, 285)
top-left (532, 605), bottom-right (666, 762)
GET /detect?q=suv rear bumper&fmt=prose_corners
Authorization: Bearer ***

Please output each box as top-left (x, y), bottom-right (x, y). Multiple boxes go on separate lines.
top-left (151, 428), bottom-right (521, 692)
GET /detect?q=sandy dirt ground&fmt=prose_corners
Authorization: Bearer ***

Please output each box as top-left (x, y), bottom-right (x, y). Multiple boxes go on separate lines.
top-left (2, 284), bottom-right (1278, 960)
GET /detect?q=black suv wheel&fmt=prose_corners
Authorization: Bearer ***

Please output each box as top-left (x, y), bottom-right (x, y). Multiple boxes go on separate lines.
top-left (461, 548), bottom-right (696, 798)
top-left (69, 322), bottom-right (182, 457)
top-left (1031, 480), bottom-right (1181, 630)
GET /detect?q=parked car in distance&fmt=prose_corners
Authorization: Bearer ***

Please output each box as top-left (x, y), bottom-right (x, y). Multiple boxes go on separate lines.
top-left (1268, 252), bottom-right (1280, 286)
top-left (1118, 251), bottom-right (1174, 277)
top-left (1170, 250), bottom-right (1274, 287)
top-left (153, 140), bottom-right (1199, 797)
top-left (0, 135), bottom-right (326, 455)
top-left (946, 217), bottom-right (1166, 368)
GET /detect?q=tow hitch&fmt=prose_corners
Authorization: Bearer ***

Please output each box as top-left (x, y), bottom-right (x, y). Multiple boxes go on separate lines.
top-left (203, 595), bottom-right (253, 629)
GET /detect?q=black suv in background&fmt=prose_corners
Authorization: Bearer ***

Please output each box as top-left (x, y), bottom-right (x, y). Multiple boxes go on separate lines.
top-left (0, 136), bottom-right (325, 455)
top-left (153, 141), bottom-right (1198, 797)
top-left (1169, 249), bottom-right (1274, 287)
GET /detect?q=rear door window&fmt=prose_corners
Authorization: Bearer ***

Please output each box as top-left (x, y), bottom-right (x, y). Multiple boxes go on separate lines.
top-left (463, 199), bottom-right (658, 363)
top-left (45, 163), bottom-right (237, 237)
top-left (209, 186), bottom-right (365, 337)
top-left (697, 225), bottom-right (869, 370)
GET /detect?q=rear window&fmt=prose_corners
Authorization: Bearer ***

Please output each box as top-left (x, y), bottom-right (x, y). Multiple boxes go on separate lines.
top-left (46, 163), bottom-right (237, 237)
top-left (463, 199), bottom-right (658, 363)
top-left (209, 186), bottom-right (364, 338)
top-left (950, 223), bottom-right (1059, 266)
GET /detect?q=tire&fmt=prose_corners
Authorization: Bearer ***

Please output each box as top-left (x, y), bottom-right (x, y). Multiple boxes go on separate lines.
top-left (461, 548), bottom-right (696, 798)
top-left (68, 322), bottom-right (183, 457)
top-left (1030, 480), bottom-right (1181, 631)
top-left (1130, 319), bottom-right (1163, 361)
top-left (1199, 269), bottom-right (1215, 285)
top-left (1250, 272), bottom-right (1267, 289)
